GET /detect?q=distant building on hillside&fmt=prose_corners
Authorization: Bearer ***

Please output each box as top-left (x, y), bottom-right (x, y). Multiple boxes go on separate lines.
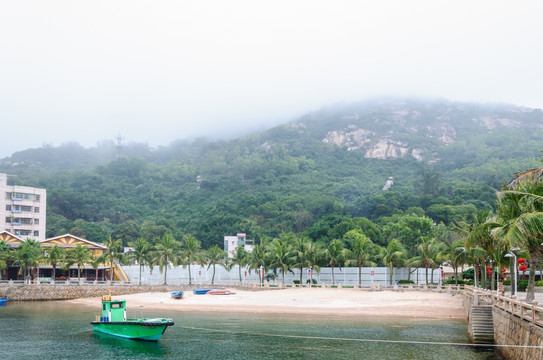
top-left (224, 233), bottom-right (254, 258)
top-left (0, 173), bottom-right (46, 241)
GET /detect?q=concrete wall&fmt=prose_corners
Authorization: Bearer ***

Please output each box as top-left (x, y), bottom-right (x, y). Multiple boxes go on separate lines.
top-left (123, 265), bottom-right (442, 286)
top-left (493, 307), bottom-right (543, 360)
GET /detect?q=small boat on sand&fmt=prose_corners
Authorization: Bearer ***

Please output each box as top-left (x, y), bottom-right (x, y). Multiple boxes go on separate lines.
top-left (207, 289), bottom-right (233, 295)
top-left (0, 298), bottom-right (8, 306)
top-left (193, 288), bottom-right (218, 295)
top-left (171, 291), bottom-right (184, 299)
top-left (90, 295), bottom-right (174, 341)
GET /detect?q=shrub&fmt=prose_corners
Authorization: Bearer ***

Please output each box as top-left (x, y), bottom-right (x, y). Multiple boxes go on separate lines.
top-left (504, 280), bottom-right (528, 291)
top-left (444, 279), bottom-right (465, 285)
top-left (518, 280), bottom-right (529, 292)
top-left (293, 280), bottom-right (300, 285)
top-left (306, 278), bottom-right (317, 284)
top-left (398, 280), bottom-right (414, 284)
top-left (463, 268), bottom-right (474, 280)
top-left (535, 281), bottom-right (543, 287)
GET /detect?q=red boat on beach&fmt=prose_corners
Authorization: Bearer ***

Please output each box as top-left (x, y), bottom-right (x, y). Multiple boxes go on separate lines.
top-left (207, 289), bottom-right (233, 295)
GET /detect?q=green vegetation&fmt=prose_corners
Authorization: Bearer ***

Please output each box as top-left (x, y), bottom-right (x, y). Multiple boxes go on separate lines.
top-left (1, 99), bottom-right (542, 290)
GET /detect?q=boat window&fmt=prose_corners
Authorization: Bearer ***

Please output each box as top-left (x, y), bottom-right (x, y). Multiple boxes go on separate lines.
top-left (111, 303), bottom-right (123, 308)
top-left (103, 304), bottom-right (106, 310)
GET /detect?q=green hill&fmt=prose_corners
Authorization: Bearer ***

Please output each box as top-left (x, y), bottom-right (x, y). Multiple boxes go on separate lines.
top-left (1, 98), bottom-right (542, 247)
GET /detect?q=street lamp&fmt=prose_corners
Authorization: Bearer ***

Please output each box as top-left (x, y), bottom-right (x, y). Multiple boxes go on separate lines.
top-left (505, 252), bottom-right (517, 297)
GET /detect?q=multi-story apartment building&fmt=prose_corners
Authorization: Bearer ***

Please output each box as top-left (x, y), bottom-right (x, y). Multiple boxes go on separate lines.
top-left (224, 233), bottom-right (254, 258)
top-left (0, 173), bottom-right (46, 241)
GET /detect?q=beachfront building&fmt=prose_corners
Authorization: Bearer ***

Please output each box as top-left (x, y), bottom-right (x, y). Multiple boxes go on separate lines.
top-left (0, 173), bottom-right (46, 241)
top-left (0, 231), bottom-right (128, 282)
top-left (224, 233), bottom-right (254, 258)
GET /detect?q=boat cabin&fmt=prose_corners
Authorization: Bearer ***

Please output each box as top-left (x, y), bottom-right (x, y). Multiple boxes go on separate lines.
top-left (100, 295), bottom-right (126, 322)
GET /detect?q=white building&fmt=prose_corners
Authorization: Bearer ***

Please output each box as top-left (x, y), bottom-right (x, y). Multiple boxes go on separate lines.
top-left (224, 233), bottom-right (254, 258)
top-left (0, 173), bottom-right (46, 241)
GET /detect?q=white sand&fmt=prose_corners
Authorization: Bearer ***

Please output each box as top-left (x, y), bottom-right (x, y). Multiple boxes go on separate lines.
top-left (68, 288), bottom-right (465, 320)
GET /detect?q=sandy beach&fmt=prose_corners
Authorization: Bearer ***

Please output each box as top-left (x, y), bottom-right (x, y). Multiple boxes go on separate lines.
top-left (68, 288), bottom-right (465, 320)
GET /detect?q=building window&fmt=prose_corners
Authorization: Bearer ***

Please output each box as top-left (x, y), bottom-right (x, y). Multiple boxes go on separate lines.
top-left (5, 205), bottom-right (11, 210)
top-left (5, 192), bottom-right (11, 199)
top-left (34, 230), bottom-right (39, 237)
top-left (36, 194), bottom-right (40, 201)
top-left (5, 217), bottom-right (11, 223)
top-left (21, 205), bottom-right (32, 212)
top-left (21, 218), bottom-right (32, 224)
top-left (34, 207), bottom-right (39, 213)
top-left (34, 219), bottom-right (39, 225)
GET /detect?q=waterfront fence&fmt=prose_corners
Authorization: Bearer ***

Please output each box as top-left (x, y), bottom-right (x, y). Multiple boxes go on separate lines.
top-left (466, 285), bottom-right (543, 327)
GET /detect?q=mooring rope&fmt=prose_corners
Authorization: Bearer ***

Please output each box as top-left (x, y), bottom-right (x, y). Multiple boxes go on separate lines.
top-left (178, 325), bottom-right (543, 349)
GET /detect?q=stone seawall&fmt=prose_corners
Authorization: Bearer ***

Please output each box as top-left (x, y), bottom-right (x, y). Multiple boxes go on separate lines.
top-left (0, 285), bottom-right (180, 300)
top-left (493, 307), bottom-right (543, 360)
top-left (0, 283), bottom-right (275, 301)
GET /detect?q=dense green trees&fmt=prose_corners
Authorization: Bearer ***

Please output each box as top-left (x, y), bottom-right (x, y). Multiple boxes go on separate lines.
top-left (494, 171), bottom-right (543, 302)
top-left (2, 100), bottom-right (543, 292)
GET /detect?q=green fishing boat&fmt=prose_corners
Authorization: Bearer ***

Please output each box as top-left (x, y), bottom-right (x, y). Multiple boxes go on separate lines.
top-left (91, 295), bottom-right (174, 341)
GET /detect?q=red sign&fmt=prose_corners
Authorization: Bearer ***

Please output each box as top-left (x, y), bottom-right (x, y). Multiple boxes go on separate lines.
top-left (371, 270), bottom-right (374, 276)
top-left (244, 271), bottom-right (247, 277)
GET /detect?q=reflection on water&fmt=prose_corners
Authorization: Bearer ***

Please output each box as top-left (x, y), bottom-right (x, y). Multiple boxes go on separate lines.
top-left (0, 301), bottom-right (500, 360)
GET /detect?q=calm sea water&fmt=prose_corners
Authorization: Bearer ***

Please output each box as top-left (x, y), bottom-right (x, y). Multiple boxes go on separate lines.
top-left (0, 301), bottom-right (499, 360)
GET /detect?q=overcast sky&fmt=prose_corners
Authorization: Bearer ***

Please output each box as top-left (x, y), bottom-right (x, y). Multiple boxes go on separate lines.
top-left (1, 1), bottom-right (542, 159)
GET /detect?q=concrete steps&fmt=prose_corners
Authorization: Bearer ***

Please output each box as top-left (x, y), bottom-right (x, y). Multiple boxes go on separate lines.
top-left (469, 306), bottom-right (494, 344)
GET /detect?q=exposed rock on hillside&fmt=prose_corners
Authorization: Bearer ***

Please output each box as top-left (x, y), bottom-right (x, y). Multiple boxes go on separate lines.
top-left (365, 139), bottom-right (409, 159)
top-left (322, 127), bottom-right (374, 151)
top-left (428, 124), bottom-right (456, 145)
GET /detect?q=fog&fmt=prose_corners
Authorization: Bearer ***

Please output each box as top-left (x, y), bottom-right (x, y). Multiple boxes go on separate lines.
top-left (1, 1), bottom-right (542, 158)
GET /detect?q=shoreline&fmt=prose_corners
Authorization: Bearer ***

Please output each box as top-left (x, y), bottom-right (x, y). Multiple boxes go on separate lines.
top-left (67, 288), bottom-right (466, 320)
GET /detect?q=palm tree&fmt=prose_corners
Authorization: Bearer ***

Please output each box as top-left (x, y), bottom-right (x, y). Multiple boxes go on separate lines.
top-left (145, 251), bottom-right (160, 282)
top-left (414, 237), bottom-right (440, 284)
top-left (267, 236), bottom-right (293, 284)
top-left (441, 239), bottom-right (469, 285)
top-left (344, 230), bottom-right (377, 286)
top-left (380, 239), bottom-right (407, 286)
top-left (0, 241), bottom-right (12, 280)
top-left (291, 235), bottom-right (310, 284)
top-left (181, 234), bottom-right (201, 285)
top-left (494, 175), bottom-right (543, 302)
top-left (89, 255), bottom-right (103, 282)
top-left (70, 244), bottom-right (92, 281)
top-left (44, 245), bottom-right (65, 281)
top-left (305, 241), bottom-right (323, 285)
top-left (156, 233), bottom-right (181, 285)
top-left (325, 239), bottom-right (346, 285)
top-left (14, 238), bottom-right (42, 281)
top-left (102, 236), bottom-right (123, 282)
top-left (206, 245), bottom-right (225, 284)
top-left (248, 239), bottom-right (268, 285)
top-left (429, 240), bottom-right (447, 284)
top-left (127, 237), bottom-right (152, 285)
top-left (231, 246), bottom-right (249, 282)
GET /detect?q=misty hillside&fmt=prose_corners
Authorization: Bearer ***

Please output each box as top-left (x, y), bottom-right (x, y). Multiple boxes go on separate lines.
top-left (1, 98), bottom-right (542, 247)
